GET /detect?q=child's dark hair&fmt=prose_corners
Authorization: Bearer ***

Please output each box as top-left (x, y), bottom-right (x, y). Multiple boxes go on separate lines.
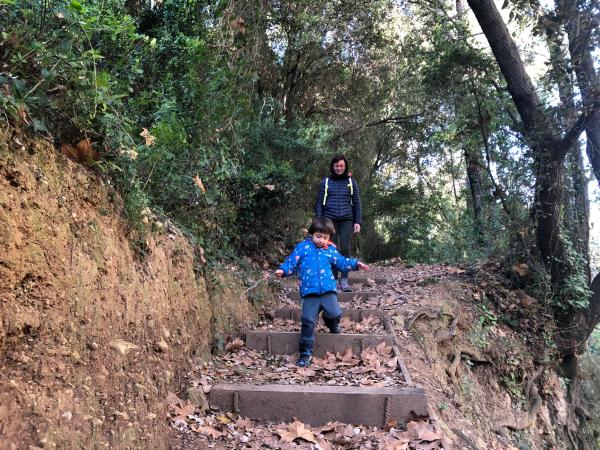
top-left (308, 217), bottom-right (336, 236)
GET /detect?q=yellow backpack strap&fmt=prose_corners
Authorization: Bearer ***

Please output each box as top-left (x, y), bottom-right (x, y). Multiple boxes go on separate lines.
top-left (348, 176), bottom-right (353, 205)
top-left (322, 177), bottom-right (329, 206)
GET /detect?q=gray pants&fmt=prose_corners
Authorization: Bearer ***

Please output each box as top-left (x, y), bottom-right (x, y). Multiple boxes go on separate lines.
top-left (331, 219), bottom-right (353, 280)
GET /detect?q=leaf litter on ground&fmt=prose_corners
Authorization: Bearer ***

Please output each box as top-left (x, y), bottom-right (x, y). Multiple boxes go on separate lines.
top-left (192, 342), bottom-right (407, 388)
top-left (169, 401), bottom-right (445, 450)
top-left (255, 315), bottom-right (386, 334)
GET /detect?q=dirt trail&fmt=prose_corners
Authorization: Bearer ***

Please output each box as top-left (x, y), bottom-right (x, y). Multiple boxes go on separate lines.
top-left (0, 128), bottom-right (576, 449)
top-left (169, 263), bottom-right (574, 449)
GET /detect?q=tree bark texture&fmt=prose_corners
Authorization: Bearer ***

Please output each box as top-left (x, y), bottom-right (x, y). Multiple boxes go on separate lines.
top-left (466, 0), bottom-right (598, 369)
top-left (466, 0), bottom-right (555, 144)
top-left (546, 27), bottom-right (591, 278)
top-left (464, 147), bottom-right (484, 243)
top-left (559, 0), bottom-right (600, 187)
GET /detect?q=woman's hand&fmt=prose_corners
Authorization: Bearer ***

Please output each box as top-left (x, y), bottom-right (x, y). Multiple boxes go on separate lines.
top-left (357, 262), bottom-right (369, 271)
top-left (353, 223), bottom-right (361, 234)
top-left (275, 269), bottom-right (284, 278)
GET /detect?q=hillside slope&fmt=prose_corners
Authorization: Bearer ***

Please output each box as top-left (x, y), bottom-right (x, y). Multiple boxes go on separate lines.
top-left (0, 127), bottom-right (259, 449)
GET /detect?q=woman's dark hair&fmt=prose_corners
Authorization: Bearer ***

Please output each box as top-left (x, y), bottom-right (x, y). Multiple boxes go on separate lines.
top-left (308, 217), bottom-right (336, 236)
top-left (329, 154), bottom-right (349, 177)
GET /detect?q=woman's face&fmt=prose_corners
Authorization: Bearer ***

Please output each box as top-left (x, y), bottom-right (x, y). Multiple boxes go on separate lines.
top-left (332, 160), bottom-right (346, 175)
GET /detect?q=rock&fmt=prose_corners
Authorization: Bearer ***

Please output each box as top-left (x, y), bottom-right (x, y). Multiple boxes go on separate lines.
top-left (155, 339), bottom-right (169, 353)
top-left (109, 339), bottom-right (138, 355)
top-left (91, 418), bottom-right (103, 427)
top-left (161, 326), bottom-right (170, 339)
top-left (186, 387), bottom-right (209, 412)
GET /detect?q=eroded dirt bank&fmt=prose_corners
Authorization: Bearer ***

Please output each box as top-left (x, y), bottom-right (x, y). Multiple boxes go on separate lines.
top-left (0, 127), bottom-right (257, 449)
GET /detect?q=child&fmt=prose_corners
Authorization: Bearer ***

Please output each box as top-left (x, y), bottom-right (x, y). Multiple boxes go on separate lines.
top-left (275, 217), bottom-right (369, 367)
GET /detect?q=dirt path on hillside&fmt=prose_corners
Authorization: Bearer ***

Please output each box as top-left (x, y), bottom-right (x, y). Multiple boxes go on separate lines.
top-left (169, 262), bottom-right (568, 449)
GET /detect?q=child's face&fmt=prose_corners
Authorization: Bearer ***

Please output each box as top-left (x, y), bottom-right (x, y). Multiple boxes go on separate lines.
top-left (312, 232), bottom-right (330, 248)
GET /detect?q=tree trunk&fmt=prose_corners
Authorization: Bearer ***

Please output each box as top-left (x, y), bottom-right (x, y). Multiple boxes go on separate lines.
top-left (545, 27), bottom-right (591, 279)
top-left (466, 0), bottom-right (597, 373)
top-left (464, 147), bottom-right (484, 243)
top-left (558, 0), bottom-right (600, 185)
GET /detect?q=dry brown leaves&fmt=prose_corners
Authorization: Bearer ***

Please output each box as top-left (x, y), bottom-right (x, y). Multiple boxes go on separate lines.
top-left (173, 413), bottom-right (444, 449)
top-left (139, 127), bottom-right (156, 146)
top-left (196, 343), bottom-right (405, 388)
top-left (255, 315), bottom-right (385, 334)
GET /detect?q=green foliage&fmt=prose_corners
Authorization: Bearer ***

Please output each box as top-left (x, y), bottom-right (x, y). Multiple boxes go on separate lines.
top-left (0, 0), bottom-right (330, 260)
top-left (551, 230), bottom-right (593, 310)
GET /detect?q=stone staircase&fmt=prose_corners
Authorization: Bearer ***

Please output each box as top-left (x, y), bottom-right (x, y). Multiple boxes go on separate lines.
top-left (207, 272), bottom-right (428, 427)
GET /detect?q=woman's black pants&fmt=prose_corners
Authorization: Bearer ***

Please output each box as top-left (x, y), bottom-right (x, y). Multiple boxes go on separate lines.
top-left (331, 219), bottom-right (353, 280)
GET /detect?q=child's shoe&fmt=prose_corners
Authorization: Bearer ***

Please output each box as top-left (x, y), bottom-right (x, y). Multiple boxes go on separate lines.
top-left (339, 278), bottom-right (352, 292)
top-left (296, 354), bottom-right (312, 368)
top-left (329, 323), bottom-right (341, 334)
top-left (324, 315), bottom-right (342, 334)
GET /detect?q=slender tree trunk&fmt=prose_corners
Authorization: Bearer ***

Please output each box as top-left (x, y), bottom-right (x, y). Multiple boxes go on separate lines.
top-left (415, 147), bottom-right (425, 197)
top-left (558, 0), bottom-right (600, 185)
top-left (464, 147), bottom-right (484, 243)
top-left (546, 29), bottom-right (591, 280)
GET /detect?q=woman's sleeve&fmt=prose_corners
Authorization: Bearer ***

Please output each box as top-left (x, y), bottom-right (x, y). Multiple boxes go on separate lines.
top-left (314, 178), bottom-right (326, 217)
top-left (352, 178), bottom-right (362, 224)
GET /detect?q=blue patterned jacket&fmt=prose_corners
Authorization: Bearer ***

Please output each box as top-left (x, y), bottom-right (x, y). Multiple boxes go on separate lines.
top-left (279, 237), bottom-right (358, 298)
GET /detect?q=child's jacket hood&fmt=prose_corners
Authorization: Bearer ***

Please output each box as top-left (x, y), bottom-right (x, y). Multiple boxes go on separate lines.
top-left (279, 237), bottom-right (358, 297)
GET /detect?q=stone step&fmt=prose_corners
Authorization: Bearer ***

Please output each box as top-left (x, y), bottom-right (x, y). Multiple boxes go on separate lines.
top-left (245, 331), bottom-right (393, 357)
top-left (288, 291), bottom-right (381, 302)
top-left (348, 274), bottom-right (387, 285)
top-left (274, 307), bottom-right (384, 322)
top-left (209, 384), bottom-right (428, 427)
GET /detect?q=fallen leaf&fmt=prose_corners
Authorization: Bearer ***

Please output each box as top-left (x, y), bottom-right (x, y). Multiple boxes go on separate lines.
top-left (224, 338), bottom-right (244, 351)
top-left (407, 421), bottom-right (443, 441)
top-left (191, 424), bottom-right (223, 438)
top-left (172, 400), bottom-right (196, 421)
top-left (165, 392), bottom-right (182, 407)
top-left (140, 127), bottom-right (156, 146)
top-left (216, 414), bottom-right (231, 424)
top-left (230, 16), bottom-right (246, 33)
top-left (193, 174), bottom-right (206, 193)
top-left (513, 262), bottom-right (529, 277)
top-left (277, 419), bottom-right (317, 443)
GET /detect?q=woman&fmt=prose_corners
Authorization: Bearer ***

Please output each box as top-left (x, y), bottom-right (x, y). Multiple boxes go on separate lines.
top-left (314, 154), bottom-right (362, 292)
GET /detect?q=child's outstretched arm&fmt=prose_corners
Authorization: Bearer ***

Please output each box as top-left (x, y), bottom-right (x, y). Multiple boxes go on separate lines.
top-left (330, 247), bottom-right (369, 273)
top-left (357, 261), bottom-right (369, 271)
top-left (276, 244), bottom-right (302, 277)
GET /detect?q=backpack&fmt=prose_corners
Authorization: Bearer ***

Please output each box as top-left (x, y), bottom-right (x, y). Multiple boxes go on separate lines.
top-left (322, 176), bottom-right (354, 206)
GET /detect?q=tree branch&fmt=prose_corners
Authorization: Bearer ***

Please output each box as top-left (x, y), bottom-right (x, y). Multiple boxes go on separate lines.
top-left (365, 113), bottom-right (421, 127)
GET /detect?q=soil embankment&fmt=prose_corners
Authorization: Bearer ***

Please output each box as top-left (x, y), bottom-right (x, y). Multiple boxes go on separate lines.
top-left (0, 127), bottom-right (257, 449)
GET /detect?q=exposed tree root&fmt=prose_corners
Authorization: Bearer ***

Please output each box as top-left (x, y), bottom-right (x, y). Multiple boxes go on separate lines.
top-left (494, 367), bottom-right (544, 435)
top-left (405, 308), bottom-right (455, 331)
top-left (445, 347), bottom-right (490, 381)
top-left (435, 314), bottom-right (459, 343)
